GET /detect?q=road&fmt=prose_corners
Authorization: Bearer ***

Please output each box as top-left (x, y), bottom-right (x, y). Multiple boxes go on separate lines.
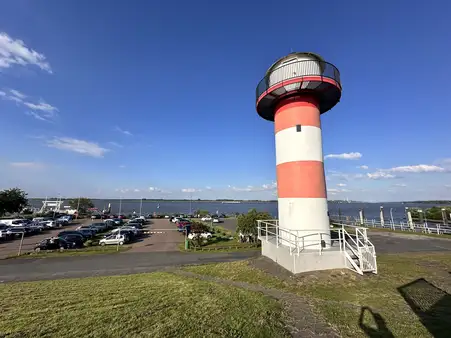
top-left (0, 251), bottom-right (259, 282)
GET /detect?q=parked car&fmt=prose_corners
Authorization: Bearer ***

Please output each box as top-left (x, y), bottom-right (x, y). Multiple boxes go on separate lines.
top-left (34, 237), bottom-right (82, 251)
top-left (90, 222), bottom-right (108, 232)
top-left (201, 216), bottom-right (212, 222)
top-left (40, 220), bottom-right (57, 228)
top-left (212, 218), bottom-right (220, 223)
top-left (6, 227), bottom-right (29, 238)
top-left (58, 231), bottom-right (90, 240)
top-left (76, 225), bottom-right (99, 233)
top-left (99, 234), bottom-right (127, 246)
top-left (58, 234), bottom-right (85, 246)
top-left (77, 229), bottom-right (96, 239)
top-left (188, 232), bottom-right (212, 240)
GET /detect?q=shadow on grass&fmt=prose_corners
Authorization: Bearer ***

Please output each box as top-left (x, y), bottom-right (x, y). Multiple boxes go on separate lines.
top-left (398, 278), bottom-right (451, 338)
top-left (358, 307), bottom-right (394, 337)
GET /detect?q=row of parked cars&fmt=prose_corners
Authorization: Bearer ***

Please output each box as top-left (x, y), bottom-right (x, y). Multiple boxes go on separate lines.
top-left (33, 216), bottom-right (149, 251)
top-left (0, 215), bottom-right (74, 241)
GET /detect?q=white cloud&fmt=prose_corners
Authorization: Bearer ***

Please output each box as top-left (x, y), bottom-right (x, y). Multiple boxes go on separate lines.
top-left (119, 165), bottom-right (126, 168)
top-left (366, 171), bottom-right (396, 180)
top-left (9, 161), bottom-right (45, 169)
top-left (1, 88), bottom-right (58, 121)
top-left (392, 183), bottom-right (407, 187)
top-left (149, 187), bottom-right (162, 192)
top-left (228, 182), bottom-right (277, 192)
top-left (10, 89), bottom-right (26, 99)
top-left (386, 164), bottom-right (445, 173)
top-left (325, 152), bottom-right (362, 160)
top-left (24, 100), bottom-right (57, 113)
top-left (47, 137), bottom-right (109, 158)
top-left (133, 189), bottom-right (140, 193)
top-left (0, 32), bottom-right (52, 73)
top-left (114, 126), bottom-right (133, 136)
top-left (181, 188), bottom-right (200, 193)
top-left (205, 186), bottom-right (212, 190)
top-left (337, 183), bottom-right (347, 187)
top-left (358, 165), bottom-right (369, 170)
top-left (445, 185), bottom-right (451, 189)
top-left (25, 111), bottom-right (49, 122)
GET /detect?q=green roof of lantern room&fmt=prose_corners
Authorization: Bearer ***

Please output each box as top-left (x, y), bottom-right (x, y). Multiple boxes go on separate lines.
top-left (265, 52), bottom-right (326, 77)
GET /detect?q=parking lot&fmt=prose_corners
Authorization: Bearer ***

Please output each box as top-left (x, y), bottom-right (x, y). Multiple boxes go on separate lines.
top-left (0, 219), bottom-right (92, 259)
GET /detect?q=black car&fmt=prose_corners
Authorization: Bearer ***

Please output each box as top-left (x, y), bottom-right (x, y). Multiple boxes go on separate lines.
top-left (6, 227), bottom-right (29, 238)
top-left (59, 234), bottom-right (85, 246)
top-left (77, 229), bottom-right (96, 239)
top-left (58, 231), bottom-right (91, 240)
top-left (35, 237), bottom-right (82, 251)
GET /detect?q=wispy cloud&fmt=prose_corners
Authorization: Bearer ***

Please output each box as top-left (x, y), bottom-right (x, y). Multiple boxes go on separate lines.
top-left (119, 165), bottom-right (126, 168)
top-left (47, 137), bottom-right (109, 158)
top-left (227, 182), bottom-right (277, 192)
top-left (337, 183), bottom-right (347, 187)
top-left (366, 172), bottom-right (396, 180)
top-left (108, 141), bottom-right (123, 148)
top-left (9, 161), bottom-right (45, 169)
top-left (325, 152), bottom-right (362, 160)
top-left (114, 126), bottom-right (133, 136)
top-left (392, 183), bottom-right (407, 187)
top-left (357, 165), bottom-right (369, 170)
top-left (149, 187), bottom-right (162, 192)
top-left (0, 32), bottom-right (52, 73)
top-left (1, 88), bottom-right (58, 121)
top-left (181, 188), bottom-right (201, 193)
top-left (385, 164), bottom-right (445, 173)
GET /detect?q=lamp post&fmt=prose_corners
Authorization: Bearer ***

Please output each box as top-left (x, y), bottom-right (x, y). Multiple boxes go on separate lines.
top-left (139, 197), bottom-right (143, 217)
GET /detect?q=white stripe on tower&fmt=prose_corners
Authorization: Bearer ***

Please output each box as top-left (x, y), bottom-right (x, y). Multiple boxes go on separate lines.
top-left (274, 96), bottom-right (330, 249)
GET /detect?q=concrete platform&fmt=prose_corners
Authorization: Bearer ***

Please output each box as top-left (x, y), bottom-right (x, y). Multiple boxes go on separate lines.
top-left (261, 237), bottom-right (348, 274)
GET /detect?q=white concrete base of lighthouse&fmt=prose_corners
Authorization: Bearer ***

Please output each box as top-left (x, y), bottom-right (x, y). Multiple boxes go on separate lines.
top-left (261, 238), bottom-right (347, 274)
top-left (257, 221), bottom-right (378, 275)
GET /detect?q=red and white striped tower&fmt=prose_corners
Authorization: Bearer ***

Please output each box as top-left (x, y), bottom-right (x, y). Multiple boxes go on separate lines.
top-left (256, 52), bottom-right (342, 249)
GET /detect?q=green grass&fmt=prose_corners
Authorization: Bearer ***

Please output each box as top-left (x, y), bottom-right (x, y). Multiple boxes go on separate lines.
top-left (10, 245), bottom-right (131, 259)
top-left (331, 223), bottom-right (451, 239)
top-left (0, 272), bottom-right (289, 337)
top-left (183, 252), bottom-right (451, 337)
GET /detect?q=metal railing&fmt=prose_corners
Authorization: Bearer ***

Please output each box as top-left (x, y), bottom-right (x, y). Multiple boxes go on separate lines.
top-left (257, 220), bottom-right (330, 255)
top-left (330, 215), bottom-right (451, 235)
top-left (256, 59), bottom-right (341, 100)
top-left (257, 220), bottom-right (378, 275)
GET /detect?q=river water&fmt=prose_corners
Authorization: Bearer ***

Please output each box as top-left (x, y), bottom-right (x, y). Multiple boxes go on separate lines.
top-left (29, 200), bottom-right (445, 222)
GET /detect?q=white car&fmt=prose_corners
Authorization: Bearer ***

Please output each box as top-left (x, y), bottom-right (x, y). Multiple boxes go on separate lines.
top-left (188, 232), bottom-right (212, 240)
top-left (201, 216), bottom-right (212, 222)
top-left (212, 218), bottom-right (220, 223)
top-left (111, 227), bottom-right (139, 235)
top-left (99, 234), bottom-right (127, 246)
top-left (41, 220), bottom-right (56, 228)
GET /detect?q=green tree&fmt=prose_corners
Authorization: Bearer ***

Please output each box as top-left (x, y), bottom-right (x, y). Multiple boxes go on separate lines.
top-left (236, 208), bottom-right (272, 241)
top-left (68, 197), bottom-right (94, 215)
top-left (0, 188), bottom-right (28, 216)
top-left (194, 209), bottom-right (210, 217)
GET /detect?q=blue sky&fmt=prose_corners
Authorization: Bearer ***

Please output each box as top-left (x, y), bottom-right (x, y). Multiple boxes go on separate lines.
top-left (0, 0), bottom-right (450, 201)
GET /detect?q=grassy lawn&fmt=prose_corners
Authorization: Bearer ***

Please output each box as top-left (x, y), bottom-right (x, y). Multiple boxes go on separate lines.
top-left (0, 272), bottom-right (288, 337)
top-left (11, 245), bottom-right (131, 259)
top-left (183, 252), bottom-right (451, 337)
top-left (332, 224), bottom-right (451, 239)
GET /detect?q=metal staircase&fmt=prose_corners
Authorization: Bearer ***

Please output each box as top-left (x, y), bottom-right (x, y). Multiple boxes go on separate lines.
top-left (257, 220), bottom-right (377, 275)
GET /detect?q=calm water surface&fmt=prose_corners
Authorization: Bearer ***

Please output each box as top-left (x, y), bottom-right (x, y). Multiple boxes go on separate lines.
top-left (29, 200), bottom-right (446, 221)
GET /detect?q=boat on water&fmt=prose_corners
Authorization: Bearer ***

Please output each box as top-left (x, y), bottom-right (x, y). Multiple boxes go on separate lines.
top-left (221, 201), bottom-right (241, 204)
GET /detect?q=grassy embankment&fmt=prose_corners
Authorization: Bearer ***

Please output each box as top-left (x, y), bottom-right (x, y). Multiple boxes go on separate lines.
top-left (0, 272), bottom-right (288, 337)
top-left (183, 252), bottom-right (451, 337)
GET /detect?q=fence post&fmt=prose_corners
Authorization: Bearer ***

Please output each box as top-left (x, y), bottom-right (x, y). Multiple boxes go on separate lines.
top-left (276, 223), bottom-right (279, 248)
top-left (18, 232), bottom-right (25, 256)
top-left (265, 222), bottom-right (268, 243)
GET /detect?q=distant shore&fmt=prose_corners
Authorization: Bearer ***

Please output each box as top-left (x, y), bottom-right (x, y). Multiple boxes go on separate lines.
top-left (28, 198), bottom-right (451, 204)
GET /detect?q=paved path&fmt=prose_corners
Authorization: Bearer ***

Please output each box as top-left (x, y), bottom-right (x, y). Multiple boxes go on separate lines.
top-left (368, 231), bottom-right (451, 253)
top-left (126, 219), bottom-right (184, 253)
top-left (0, 251), bottom-right (259, 283)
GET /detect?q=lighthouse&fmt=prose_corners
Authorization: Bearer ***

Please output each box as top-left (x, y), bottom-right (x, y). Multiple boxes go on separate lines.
top-left (256, 52), bottom-right (342, 249)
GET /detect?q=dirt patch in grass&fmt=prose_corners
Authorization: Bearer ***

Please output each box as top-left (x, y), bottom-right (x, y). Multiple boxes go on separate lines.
top-left (0, 272), bottom-right (289, 337)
